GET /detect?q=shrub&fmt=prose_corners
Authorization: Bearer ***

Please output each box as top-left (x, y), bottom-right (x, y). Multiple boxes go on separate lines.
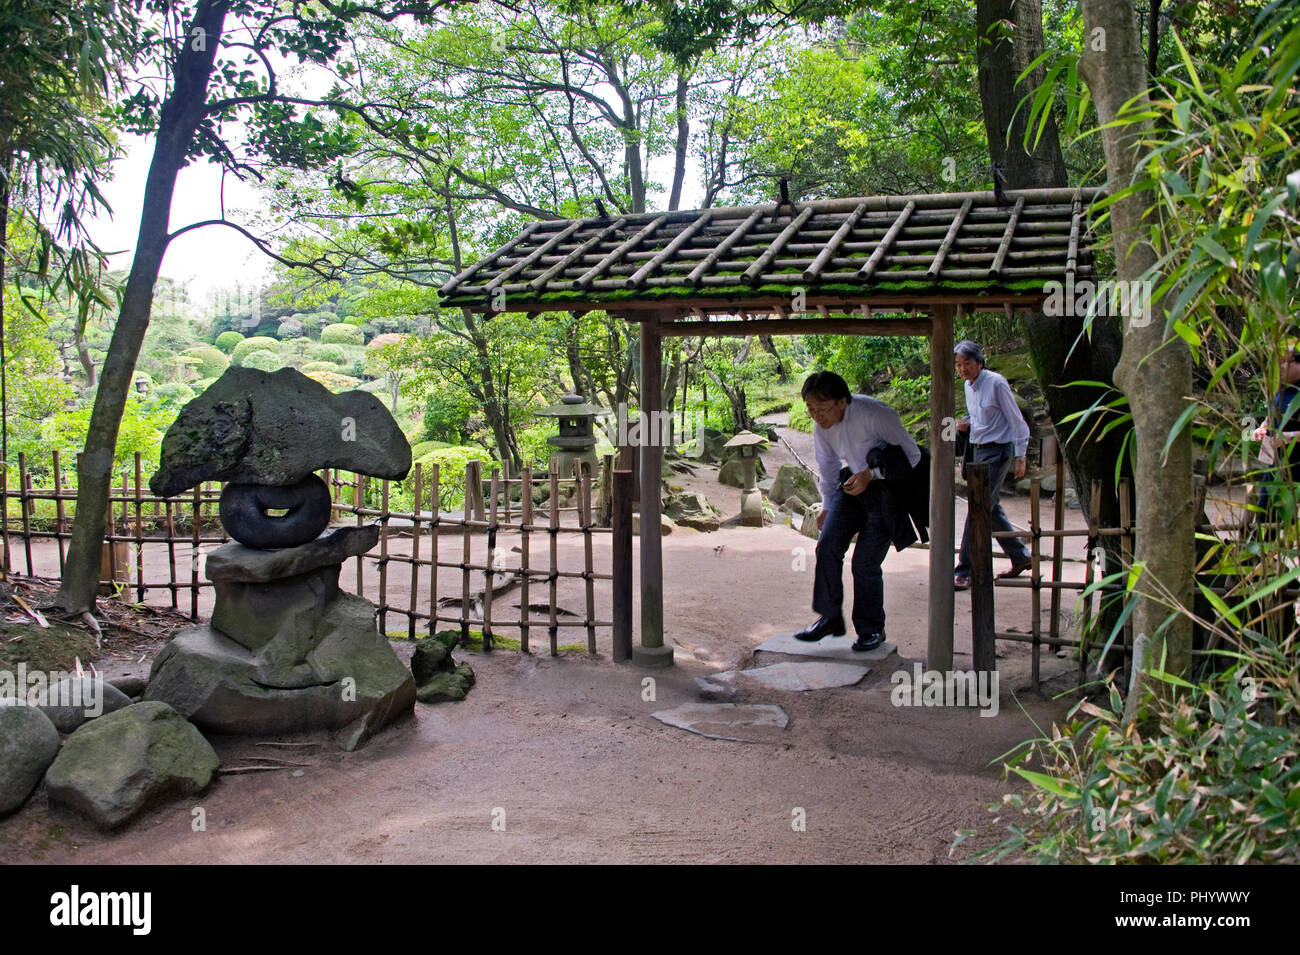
top-left (303, 369), bottom-right (361, 392)
top-left (277, 319), bottom-right (304, 339)
top-left (321, 323), bottom-right (364, 346)
top-left (214, 331), bottom-right (244, 354)
top-left (151, 382), bottom-right (196, 413)
top-left (242, 349), bottom-right (283, 372)
top-left (230, 336), bottom-right (280, 365)
top-left (412, 445), bottom-right (494, 511)
top-left (301, 360), bottom-right (339, 374)
top-left (183, 345), bottom-right (229, 379)
top-left (409, 439), bottom-right (450, 459)
top-left (423, 393), bottom-right (475, 443)
top-left (310, 344), bottom-right (348, 365)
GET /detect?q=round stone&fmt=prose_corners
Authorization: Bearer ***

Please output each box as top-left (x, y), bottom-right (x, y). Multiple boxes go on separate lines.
top-left (219, 475), bottom-right (332, 549)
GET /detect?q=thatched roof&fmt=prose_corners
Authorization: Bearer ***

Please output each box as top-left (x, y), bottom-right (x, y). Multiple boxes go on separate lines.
top-left (439, 187), bottom-right (1100, 319)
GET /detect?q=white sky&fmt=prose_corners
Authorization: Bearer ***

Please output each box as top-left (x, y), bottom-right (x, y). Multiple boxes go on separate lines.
top-left (84, 133), bottom-right (270, 306)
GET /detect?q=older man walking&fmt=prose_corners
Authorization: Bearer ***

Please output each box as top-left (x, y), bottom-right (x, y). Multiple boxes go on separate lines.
top-left (953, 340), bottom-right (1032, 591)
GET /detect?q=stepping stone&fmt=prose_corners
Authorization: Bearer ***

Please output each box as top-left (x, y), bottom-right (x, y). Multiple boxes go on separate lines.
top-left (755, 632), bottom-right (896, 665)
top-left (651, 703), bottom-right (788, 743)
top-left (698, 661), bottom-right (869, 697)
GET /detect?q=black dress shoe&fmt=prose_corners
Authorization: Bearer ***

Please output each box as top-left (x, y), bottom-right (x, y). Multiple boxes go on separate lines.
top-left (852, 631), bottom-right (885, 652)
top-left (794, 616), bottom-right (846, 641)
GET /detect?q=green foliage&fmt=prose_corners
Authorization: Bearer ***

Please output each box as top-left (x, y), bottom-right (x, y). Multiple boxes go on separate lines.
top-left (321, 322), bottom-right (364, 346)
top-left (277, 319), bottom-right (304, 339)
top-left (183, 345), bottom-right (229, 379)
top-left (41, 397), bottom-right (170, 474)
top-left (230, 336), bottom-right (280, 365)
top-left (241, 349), bottom-right (282, 372)
top-left (303, 369), bottom-right (361, 392)
top-left (802, 334), bottom-right (926, 391)
top-left (786, 404), bottom-right (813, 433)
top-left (300, 360), bottom-right (339, 374)
top-left (423, 392), bottom-right (476, 443)
top-left (409, 439), bottom-right (450, 459)
top-left (959, 661), bottom-right (1299, 864)
top-left (150, 382), bottom-right (195, 414)
top-left (309, 343), bottom-right (348, 365)
top-left (407, 445), bottom-right (495, 511)
top-left (214, 331), bottom-right (244, 353)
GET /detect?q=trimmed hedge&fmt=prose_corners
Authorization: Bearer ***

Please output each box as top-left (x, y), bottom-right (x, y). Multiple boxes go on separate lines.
top-left (214, 331), bottom-right (244, 354)
top-left (321, 323), bottom-right (364, 346)
top-left (184, 345), bottom-right (229, 378)
top-left (230, 336), bottom-right (280, 365)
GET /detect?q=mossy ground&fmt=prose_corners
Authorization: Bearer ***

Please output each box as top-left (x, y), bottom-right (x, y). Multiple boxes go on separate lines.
top-left (386, 628), bottom-right (587, 655)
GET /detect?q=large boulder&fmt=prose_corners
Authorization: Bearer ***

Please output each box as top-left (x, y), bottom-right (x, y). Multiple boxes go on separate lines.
top-left (145, 593), bottom-right (416, 752)
top-left (43, 702), bottom-right (219, 829)
top-left (770, 464), bottom-right (821, 507)
top-left (0, 702), bottom-right (60, 815)
top-left (36, 678), bottom-right (133, 734)
top-left (717, 454), bottom-right (766, 488)
top-left (150, 366), bottom-right (412, 497)
top-left (665, 491), bottom-right (721, 532)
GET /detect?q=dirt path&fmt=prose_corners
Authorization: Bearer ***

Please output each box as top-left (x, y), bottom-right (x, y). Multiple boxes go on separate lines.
top-left (1, 421), bottom-right (1091, 864)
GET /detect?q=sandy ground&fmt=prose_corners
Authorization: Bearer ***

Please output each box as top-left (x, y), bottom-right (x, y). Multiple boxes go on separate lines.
top-left (1, 419), bottom-right (1099, 864)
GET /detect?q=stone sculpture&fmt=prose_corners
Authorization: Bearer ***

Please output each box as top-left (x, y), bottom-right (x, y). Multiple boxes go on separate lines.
top-left (145, 367), bottom-right (416, 750)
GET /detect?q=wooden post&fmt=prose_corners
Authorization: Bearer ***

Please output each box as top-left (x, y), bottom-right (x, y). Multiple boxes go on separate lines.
top-left (578, 461), bottom-right (596, 654)
top-left (17, 453), bottom-right (32, 575)
top-left (467, 459), bottom-right (485, 523)
top-left (596, 452), bottom-right (613, 526)
top-left (461, 464), bottom-right (473, 645)
top-left (134, 453), bottom-right (145, 602)
top-left (52, 450), bottom-right (67, 575)
top-left (378, 478), bottom-right (390, 635)
top-left (1080, 479), bottom-right (1102, 686)
top-left (927, 305), bottom-right (957, 671)
top-left (520, 463), bottom-right (533, 654)
top-left (354, 474), bottom-right (365, 594)
top-left (408, 464), bottom-right (423, 641)
top-left (484, 469), bottom-right (498, 652)
top-left (612, 468), bottom-right (634, 662)
top-left (191, 483), bottom-right (201, 620)
top-left (548, 461), bottom-right (560, 656)
top-left (1030, 478), bottom-right (1042, 692)
top-left (968, 463), bottom-right (996, 674)
top-left (428, 464), bottom-right (440, 634)
top-left (1049, 438), bottom-right (1065, 647)
top-left (635, 314), bottom-right (672, 667)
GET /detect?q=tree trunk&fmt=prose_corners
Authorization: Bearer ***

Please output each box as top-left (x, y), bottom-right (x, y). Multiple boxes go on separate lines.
top-left (1078, 0), bottom-right (1194, 719)
top-left (54, 0), bottom-right (230, 613)
top-left (975, 0), bottom-right (1131, 641)
top-left (1, 152), bottom-right (10, 573)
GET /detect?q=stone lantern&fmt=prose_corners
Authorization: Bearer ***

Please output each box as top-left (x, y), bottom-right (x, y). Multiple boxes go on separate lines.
top-left (723, 429), bottom-right (769, 526)
top-left (534, 393), bottom-right (609, 477)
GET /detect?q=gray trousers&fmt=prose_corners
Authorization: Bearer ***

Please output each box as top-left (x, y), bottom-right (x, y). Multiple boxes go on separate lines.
top-left (956, 442), bottom-right (1029, 573)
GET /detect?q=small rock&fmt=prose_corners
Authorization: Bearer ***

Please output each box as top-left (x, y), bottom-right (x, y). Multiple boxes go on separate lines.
top-left (632, 512), bottom-right (676, 535)
top-left (44, 702), bottom-right (220, 829)
top-left (416, 663), bottom-right (476, 703)
top-left (0, 703), bottom-right (60, 815)
top-left (107, 676), bottom-right (147, 699)
top-left (36, 678), bottom-right (133, 734)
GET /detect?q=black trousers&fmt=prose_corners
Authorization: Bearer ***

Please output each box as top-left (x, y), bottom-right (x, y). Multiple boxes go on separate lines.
top-left (812, 467), bottom-right (893, 636)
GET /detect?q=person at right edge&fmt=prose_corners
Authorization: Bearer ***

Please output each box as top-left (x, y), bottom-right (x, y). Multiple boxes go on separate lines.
top-left (952, 340), bottom-right (1032, 591)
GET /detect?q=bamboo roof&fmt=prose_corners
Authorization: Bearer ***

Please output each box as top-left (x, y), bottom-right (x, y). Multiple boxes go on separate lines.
top-left (438, 187), bottom-right (1101, 320)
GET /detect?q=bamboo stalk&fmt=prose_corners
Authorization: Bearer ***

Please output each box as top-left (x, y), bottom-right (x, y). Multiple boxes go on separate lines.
top-left (988, 197), bottom-right (1025, 277)
top-left (355, 474), bottom-right (365, 594)
top-left (1080, 479), bottom-right (1102, 686)
top-left (530, 218), bottom-right (628, 289)
top-left (688, 210), bottom-right (764, 285)
top-left (1066, 197), bottom-right (1082, 276)
top-left (743, 206), bottom-right (814, 283)
top-left (803, 201), bottom-right (869, 281)
top-left (575, 213), bottom-right (669, 288)
top-left (628, 211), bottom-right (713, 287)
top-left (488, 219), bottom-right (587, 291)
top-left (17, 453), bottom-right (32, 575)
top-left (858, 201), bottom-right (915, 280)
top-left (927, 198), bottom-right (973, 278)
top-left (440, 221), bottom-right (541, 296)
top-left (1050, 442), bottom-right (1065, 649)
top-left (165, 488), bottom-right (178, 611)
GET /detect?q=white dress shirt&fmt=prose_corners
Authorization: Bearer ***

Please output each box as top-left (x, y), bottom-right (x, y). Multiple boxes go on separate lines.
top-left (964, 369), bottom-right (1030, 458)
top-left (813, 394), bottom-right (921, 503)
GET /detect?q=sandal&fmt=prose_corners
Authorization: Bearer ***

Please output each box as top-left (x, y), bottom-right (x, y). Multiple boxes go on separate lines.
top-left (953, 573), bottom-right (970, 591)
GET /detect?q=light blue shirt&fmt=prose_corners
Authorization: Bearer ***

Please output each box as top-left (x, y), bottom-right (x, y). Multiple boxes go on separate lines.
top-left (813, 394), bottom-right (921, 503)
top-left (964, 369), bottom-right (1029, 458)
